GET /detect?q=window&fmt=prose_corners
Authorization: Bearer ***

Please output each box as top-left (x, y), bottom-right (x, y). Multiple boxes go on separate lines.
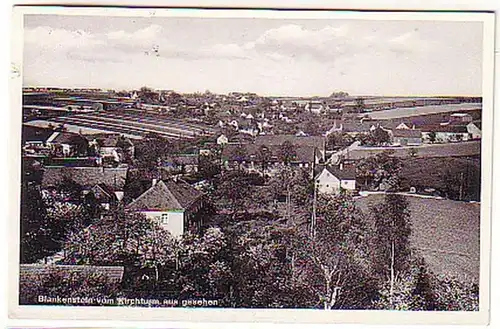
top-left (161, 213), bottom-right (169, 225)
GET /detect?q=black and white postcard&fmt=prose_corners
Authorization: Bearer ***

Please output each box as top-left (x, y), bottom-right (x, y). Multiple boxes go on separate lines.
top-left (8, 5), bottom-right (496, 325)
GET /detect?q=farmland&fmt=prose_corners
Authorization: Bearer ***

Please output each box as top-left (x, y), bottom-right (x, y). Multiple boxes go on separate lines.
top-left (365, 102), bottom-right (482, 120)
top-left (344, 140), bottom-right (481, 160)
top-left (24, 109), bottom-right (217, 140)
top-left (355, 194), bottom-right (480, 283)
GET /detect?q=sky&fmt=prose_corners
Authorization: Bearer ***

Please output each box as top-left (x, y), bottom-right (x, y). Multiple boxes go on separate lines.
top-left (23, 14), bottom-right (485, 97)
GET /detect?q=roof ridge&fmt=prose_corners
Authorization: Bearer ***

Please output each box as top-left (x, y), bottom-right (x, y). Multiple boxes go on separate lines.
top-left (128, 180), bottom-right (183, 210)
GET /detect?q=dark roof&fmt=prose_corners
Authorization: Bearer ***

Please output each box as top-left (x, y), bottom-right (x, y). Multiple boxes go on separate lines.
top-left (341, 122), bottom-right (376, 133)
top-left (127, 180), bottom-right (203, 211)
top-left (165, 154), bottom-right (199, 166)
top-left (41, 166), bottom-right (128, 190)
top-left (88, 133), bottom-right (122, 147)
top-left (222, 143), bottom-right (316, 164)
top-left (315, 165), bottom-right (356, 180)
top-left (91, 183), bottom-right (116, 199)
top-left (22, 125), bottom-right (54, 143)
top-left (254, 135), bottom-right (325, 150)
top-left (392, 129), bottom-right (422, 138)
top-left (47, 132), bottom-right (88, 144)
top-left (422, 125), bottom-right (469, 133)
top-left (19, 264), bottom-right (125, 284)
top-left (471, 121), bottom-right (482, 130)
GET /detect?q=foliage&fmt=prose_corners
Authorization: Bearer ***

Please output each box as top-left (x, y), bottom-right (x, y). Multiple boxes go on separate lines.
top-left (279, 141), bottom-right (297, 165)
top-left (356, 150), bottom-right (402, 190)
top-left (19, 269), bottom-right (122, 305)
top-left (134, 133), bottom-right (172, 171)
top-left (293, 192), bottom-right (378, 309)
top-left (257, 145), bottom-right (272, 172)
top-left (213, 170), bottom-right (255, 212)
top-left (431, 274), bottom-right (479, 311)
top-left (62, 208), bottom-right (176, 274)
top-left (358, 127), bottom-right (391, 146)
top-left (372, 255), bottom-right (434, 310)
top-left (222, 217), bottom-right (298, 307)
top-left (20, 185), bottom-right (52, 263)
top-left (326, 133), bottom-right (354, 150)
top-left (371, 194), bottom-right (412, 278)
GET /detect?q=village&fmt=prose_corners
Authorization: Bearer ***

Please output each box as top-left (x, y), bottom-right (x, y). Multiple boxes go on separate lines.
top-left (20, 87), bottom-right (481, 310)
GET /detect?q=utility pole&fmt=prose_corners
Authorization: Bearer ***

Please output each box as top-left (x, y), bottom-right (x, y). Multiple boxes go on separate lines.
top-left (311, 183), bottom-right (317, 238)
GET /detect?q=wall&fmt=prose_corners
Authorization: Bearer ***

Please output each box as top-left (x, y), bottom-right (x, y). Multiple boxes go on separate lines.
top-left (316, 169), bottom-right (341, 194)
top-left (340, 179), bottom-right (356, 190)
top-left (141, 210), bottom-right (185, 237)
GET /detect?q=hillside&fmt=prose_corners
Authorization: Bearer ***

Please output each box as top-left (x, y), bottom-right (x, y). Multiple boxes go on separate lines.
top-left (355, 194), bottom-right (480, 283)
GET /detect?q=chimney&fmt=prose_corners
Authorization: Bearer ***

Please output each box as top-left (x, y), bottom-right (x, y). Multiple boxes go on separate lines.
top-left (152, 178), bottom-right (158, 187)
top-left (339, 162), bottom-right (344, 170)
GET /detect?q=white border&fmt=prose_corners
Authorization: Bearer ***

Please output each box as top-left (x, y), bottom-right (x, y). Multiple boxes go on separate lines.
top-left (7, 4), bottom-right (497, 326)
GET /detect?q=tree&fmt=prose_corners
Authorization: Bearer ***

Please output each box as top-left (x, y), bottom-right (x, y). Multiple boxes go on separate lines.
top-left (170, 227), bottom-right (232, 302)
top-left (326, 133), bottom-right (354, 150)
top-left (279, 141), bottom-right (296, 165)
top-left (371, 194), bottom-right (412, 308)
top-left (431, 274), bottom-right (479, 311)
top-left (291, 192), bottom-right (378, 309)
top-left (428, 131), bottom-right (437, 144)
top-left (213, 170), bottom-right (253, 212)
top-left (356, 150), bottom-right (402, 191)
top-left (371, 127), bottom-right (391, 146)
top-left (20, 185), bottom-right (51, 263)
top-left (62, 207), bottom-right (176, 286)
top-left (257, 145), bottom-right (272, 173)
top-left (134, 133), bottom-right (172, 171)
top-left (222, 216), bottom-right (299, 307)
top-left (354, 98), bottom-right (366, 113)
top-left (19, 268), bottom-right (122, 305)
top-left (408, 148), bottom-right (418, 158)
top-left (232, 144), bottom-right (247, 170)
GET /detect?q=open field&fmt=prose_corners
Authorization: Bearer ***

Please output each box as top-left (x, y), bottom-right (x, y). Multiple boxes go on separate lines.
top-left (344, 140), bottom-right (480, 160)
top-left (355, 194), bottom-right (480, 283)
top-left (365, 103), bottom-right (482, 120)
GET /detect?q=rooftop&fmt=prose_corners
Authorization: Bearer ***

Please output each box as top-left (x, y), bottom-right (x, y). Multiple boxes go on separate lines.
top-left (41, 166), bottom-right (128, 191)
top-left (127, 179), bottom-right (203, 212)
top-left (315, 165), bottom-right (357, 180)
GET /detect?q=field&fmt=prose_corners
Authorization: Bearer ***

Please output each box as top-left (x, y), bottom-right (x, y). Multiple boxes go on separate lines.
top-left (365, 103), bottom-right (482, 120)
top-left (25, 109), bottom-right (217, 140)
top-left (355, 194), bottom-right (480, 283)
top-left (345, 140), bottom-right (481, 160)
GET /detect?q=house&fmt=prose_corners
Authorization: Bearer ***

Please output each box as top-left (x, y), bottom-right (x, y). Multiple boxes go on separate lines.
top-left (254, 135), bottom-right (326, 162)
top-left (127, 179), bottom-right (204, 237)
top-left (217, 134), bottom-right (229, 145)
top-left (22, 125), bottom-right (54, 148)
top-left (221, 143), bottom-right (318, 173)
top-left (88, 183), bottom-right (119, 210)
top-left (46, 132), bottom-right (89, 157)
top-left (314, 165), bottom-right (356, 194)
top-left (41, 166), bottom-right (128, 201)
top-left (164, 154), bottom-right (199, 173)
top-left (305, 102), bottom-right (327, 114)
top-left (336, 121), bottom-right (378, 137)
top-left (88, 134), bottom-right (135, 160)
top-left (421, 125), bottom-right (471, 143)
top-left (450, 113), bottom-right (473, 124)
top-left (392, 129), bottom-right (422, 146)
top-left (467, 121), bottom-right (481, 139)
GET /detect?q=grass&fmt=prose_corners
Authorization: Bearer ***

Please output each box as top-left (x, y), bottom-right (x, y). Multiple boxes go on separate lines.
top-left (399, 156), bottom-right (480, 196)
top-left (355, 194), bottom-right (480, 284)
top-left (347, 141), bottom-right (481, 160)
